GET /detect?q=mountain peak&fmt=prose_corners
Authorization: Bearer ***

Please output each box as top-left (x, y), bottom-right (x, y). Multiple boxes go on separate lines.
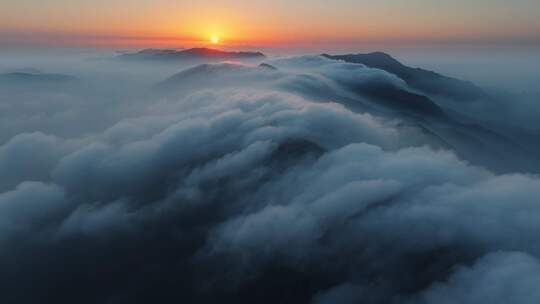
top-left (117, 48), bottom-right (265, 61)
top-left (323, 51), bottom-right (487, 101)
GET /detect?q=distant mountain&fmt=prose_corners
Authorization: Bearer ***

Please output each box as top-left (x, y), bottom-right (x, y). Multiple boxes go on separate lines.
top-left (0, 72), bottom-right (79, 87)
top-left (7, 68), bottom-right (43, 74)
top-left (259, 63), bottom-right (278, 70)
top-left (322, 52), bottom-right (488, 101)
top-left (156, 63), bottom-right (277, 92)
top-left (118, 48), bottom-right (266, 62)
top-left (344, 79), bottom-right (447, 118)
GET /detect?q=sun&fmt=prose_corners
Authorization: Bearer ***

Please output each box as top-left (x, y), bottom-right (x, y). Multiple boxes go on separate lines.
top-left (210, 36), bottom-right (220, 44)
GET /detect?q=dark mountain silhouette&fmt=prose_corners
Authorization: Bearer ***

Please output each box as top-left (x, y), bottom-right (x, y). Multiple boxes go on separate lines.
top-left (345, 80), bottom-right (447, 118)
top-left (7, 68), bottom-right (43, 74)
top-left (0, 72), bottom-right (79, 87)
top-left (158, 63), bottom-right (247, 90)
top-left (322, 52), bottom-right (488, 101)
top-left (118, 48), bottom-right (266, 62)
top-left (258, 63), bottom-right (278, 70)
top-left (155, 62), bottom-right (281, 92)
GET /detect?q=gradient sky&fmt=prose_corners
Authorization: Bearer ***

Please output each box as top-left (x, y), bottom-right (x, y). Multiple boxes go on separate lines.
top-left (1, 0), bottom-right (539, 48)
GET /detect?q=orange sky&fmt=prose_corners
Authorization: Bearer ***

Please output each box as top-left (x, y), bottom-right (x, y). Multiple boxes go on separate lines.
top-left (1, 0), bottom-right (539, 48)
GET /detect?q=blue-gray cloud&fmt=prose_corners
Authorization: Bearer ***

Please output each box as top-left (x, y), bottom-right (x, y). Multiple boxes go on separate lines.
top-left (0, 54), bottom-right (540, 304)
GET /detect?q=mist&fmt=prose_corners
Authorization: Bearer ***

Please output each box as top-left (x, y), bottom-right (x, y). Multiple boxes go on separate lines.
top-left (1, 45), bottom-right (540, 304)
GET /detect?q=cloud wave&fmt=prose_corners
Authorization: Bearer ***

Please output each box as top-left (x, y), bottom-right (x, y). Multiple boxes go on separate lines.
top-left (1, 56), bottom-right (539, 304)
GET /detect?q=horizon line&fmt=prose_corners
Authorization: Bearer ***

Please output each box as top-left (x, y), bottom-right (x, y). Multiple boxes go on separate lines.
top-left (1, 30), bottom-right (539, 49)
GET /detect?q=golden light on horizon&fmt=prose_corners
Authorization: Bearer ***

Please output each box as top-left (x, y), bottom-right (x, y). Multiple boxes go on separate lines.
top-left (210, 36), bottom-right (220, 44)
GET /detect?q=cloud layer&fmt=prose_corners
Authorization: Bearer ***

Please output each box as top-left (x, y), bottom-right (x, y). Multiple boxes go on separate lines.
top-left (1, 55), bottom-right (540, 303)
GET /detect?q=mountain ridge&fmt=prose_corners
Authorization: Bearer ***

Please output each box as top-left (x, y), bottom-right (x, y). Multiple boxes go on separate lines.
top-left (117, 47), bottom-right (266, 61)
top-left (322, 52), bottom-right (488, 101)
top-left (0, 72), bottom-right (79, 86)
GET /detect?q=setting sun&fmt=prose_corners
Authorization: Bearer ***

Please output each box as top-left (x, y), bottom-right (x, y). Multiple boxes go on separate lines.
top-left (3, 1), bottom-right (540, 303)
top-left (210, 36), bottom-right (220, 44)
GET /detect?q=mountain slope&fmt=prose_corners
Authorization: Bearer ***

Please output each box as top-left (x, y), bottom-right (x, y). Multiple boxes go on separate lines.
top-left (322, 52), bottom-right (488, 101)
top-left (118, 48), bottom-right (266, 62)
top-left (0, 72), bottom-right (79, 88)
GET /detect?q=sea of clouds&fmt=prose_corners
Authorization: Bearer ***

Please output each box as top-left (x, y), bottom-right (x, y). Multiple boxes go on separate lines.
top-left (1, 53), bottom-right (539, 303)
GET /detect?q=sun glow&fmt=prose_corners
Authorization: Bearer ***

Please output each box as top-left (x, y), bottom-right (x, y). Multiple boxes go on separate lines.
top-left (210, 36), bottom-right (220, 44)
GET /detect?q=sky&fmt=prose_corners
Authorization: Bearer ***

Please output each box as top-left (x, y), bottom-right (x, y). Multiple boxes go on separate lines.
top-left (3, 2), bottom-right (540, 303)
top-left (1, 0), bottom-right (540, 48)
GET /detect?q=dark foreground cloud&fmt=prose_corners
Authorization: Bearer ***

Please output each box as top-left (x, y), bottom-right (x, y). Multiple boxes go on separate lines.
top-left (0, 55), bottom-right (540, 304)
